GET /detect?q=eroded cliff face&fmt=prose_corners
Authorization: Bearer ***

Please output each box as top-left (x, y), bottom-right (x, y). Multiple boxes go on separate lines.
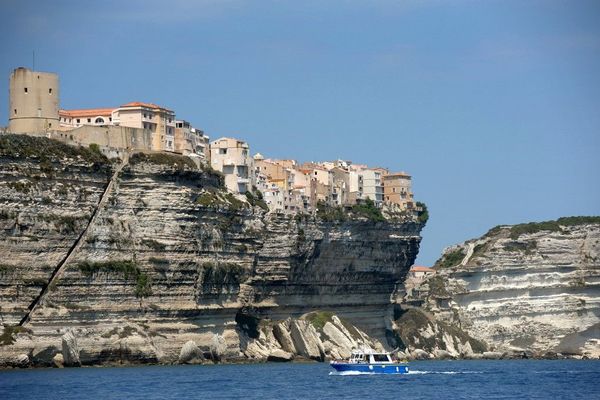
top-left (398, 219), bottom-right (600, 359)
top-left (0, 136), bottom-right (422, 367)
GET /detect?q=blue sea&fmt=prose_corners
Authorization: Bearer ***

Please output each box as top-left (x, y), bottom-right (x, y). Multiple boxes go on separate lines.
top-left (1, 360), bottom-right (599, 399)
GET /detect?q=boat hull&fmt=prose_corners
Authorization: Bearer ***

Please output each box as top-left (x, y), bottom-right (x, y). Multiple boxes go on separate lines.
top-left (330, 362), bottom-right (409, 374)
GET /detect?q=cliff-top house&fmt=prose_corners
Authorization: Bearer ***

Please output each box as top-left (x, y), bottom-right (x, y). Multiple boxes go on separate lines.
top-left (210, 137), bottom-right (253, 194)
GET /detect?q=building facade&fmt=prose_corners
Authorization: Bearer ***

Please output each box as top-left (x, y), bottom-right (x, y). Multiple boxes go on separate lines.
top-left (174, 120), bottom-right (209, 161)
top-left (59, 101), bottom-right (177, 152)
top-left (361, 168), bottom-right (385, 206)
top-left (210, 137), bottom-right (253, 193)
top-left (113, 102), bottom-right (176, 152)
top-left (59, 108), bottom-right (116, 127)
top-left (383, 172), bottom-right (414, 210)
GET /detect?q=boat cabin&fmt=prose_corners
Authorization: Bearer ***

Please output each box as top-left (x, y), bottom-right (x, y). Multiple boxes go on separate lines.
top-left (349, 351), bottom-right (394, 364)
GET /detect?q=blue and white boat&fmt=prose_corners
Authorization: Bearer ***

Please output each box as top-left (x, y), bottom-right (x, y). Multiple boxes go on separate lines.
top-left (330, 349), bottom-right (409, 374)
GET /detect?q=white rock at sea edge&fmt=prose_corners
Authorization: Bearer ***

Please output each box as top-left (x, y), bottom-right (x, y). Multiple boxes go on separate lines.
top-left (483, 351), bottom-right (504, 359)
top-left (433, 349), bottom-right (455, 360)
top-left (52, 353), bottom-right (64, 368)
top-left (412, 349), bottom-right (431, 360)
top-left (178, 340), bottom-right (202, 364)
top-left (14, 354), bottom-right (30, 367)
top-left (62, 330), bottom-right (81, 367)
top-left (290, 320), bottom-right (324, 360)
top-left (210, 334), bottom-right (227, 361)
top-left (273, 321), bottom-right (296, 354)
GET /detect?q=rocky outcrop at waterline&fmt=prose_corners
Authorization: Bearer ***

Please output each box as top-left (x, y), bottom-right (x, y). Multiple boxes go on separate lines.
top-left (395, 218), bottom-right (600, 360)
top-left (0, 135), bottom-right (423, 367)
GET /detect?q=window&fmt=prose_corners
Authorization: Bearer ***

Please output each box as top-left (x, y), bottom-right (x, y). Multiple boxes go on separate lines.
top-left (219, 148), bottom-right (227, 154)
top-left (24, 87), bottom-right (28, 93)
top-left (143, 113), bottom-right (147, 118)
top-left (76, 119), bottom-right (80, 123)
top-left (37, 108), bottom-right (42, 117)
top-left (14, 109), bottom-right (17, 115)
top-left (48, 123), bottom-right (52, 128)
top-left (95, 117), bottom-right (105, 124)
top-left (109, 117), bottom-right (112, 122)
top-left (87, 118), bottom-right (91, 123)
top-left (49, 88), bottom-right (52, 94)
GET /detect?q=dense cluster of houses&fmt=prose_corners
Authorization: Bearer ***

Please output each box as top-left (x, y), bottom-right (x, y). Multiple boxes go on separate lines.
top-left (210, 137), bottom-right (415, 213)
top-left (5, 67), bottom-right (416, 214)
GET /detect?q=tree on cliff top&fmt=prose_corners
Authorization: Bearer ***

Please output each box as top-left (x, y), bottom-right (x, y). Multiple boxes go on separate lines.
top-left (416, 201), bottom-right (429, 225)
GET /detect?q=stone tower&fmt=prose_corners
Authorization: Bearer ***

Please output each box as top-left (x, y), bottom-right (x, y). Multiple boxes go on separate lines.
top-left (8, 67), bottom-right (59, 134)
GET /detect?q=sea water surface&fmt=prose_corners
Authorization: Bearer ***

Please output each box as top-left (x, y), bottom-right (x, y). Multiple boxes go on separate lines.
top-left (1, 360), bottom-right (599, 399)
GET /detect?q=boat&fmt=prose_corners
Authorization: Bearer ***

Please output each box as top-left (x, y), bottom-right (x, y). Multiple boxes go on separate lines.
top-left (330, 348), bottom-right (409, 374)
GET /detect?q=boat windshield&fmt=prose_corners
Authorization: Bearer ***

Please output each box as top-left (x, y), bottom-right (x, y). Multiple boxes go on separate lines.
top-left (372, 354), bottom-right (392, 362)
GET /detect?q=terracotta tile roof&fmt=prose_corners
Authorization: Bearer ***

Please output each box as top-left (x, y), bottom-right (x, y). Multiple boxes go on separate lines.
top-left (120, 101), bottom-right (173, 112)
top-left (410, 265), bottom-right (433, 272)
top-left (384, 172), bottom-right (411, 178)
top-left (59, 108), bottom-right (115, 118)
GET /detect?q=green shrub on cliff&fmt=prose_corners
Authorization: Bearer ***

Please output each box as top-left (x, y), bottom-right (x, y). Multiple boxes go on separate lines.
top-left (427, 275), bottom-right (451, 298)
top-left (88, 143), bottom-right (102, 155)
top-left (77, 260), bottom-right (152, 298)
top-left (503, 241), bottom-right (537, 253)
top-left (351, 198), bottom-right (385, 222)
top-left (130, 152), bottom-right (197, 170)
top-left (557, 216), bottom-right (600, 226)
top-left (196, 192), bottom-right (220, 207)
top-left (201, 262), bottom-right (245, 287)
top-left (316, 201), bottom-right (346, 222)
top-left (416, 201), bottom-right (429, 225)
top-left (485, 216), bottom-right (600, 240)
top-left (509, 220), bottom-right (562, 239)
top-left (225, 193), bottom-right (246, 212)
top-left (0, 325), bottom-right (32, 346)
top-left (316, 199), bottom-right (393, 222)
top-left (245, 190), bottom-right (269, 211)
top-left (434, 248), bottom-right (465, 269)
top-left (305, 311), bottom-right (335, 330)
top-left (135, 273), bottom-right (152, 298)
top-left (393, 308), bottom-right (486, 354)
top-left (0, 134), bottom-right (108, 165)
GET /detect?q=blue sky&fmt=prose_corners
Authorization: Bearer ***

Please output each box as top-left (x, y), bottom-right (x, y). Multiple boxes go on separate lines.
top-left (1, 0), bottom-right (599, 265)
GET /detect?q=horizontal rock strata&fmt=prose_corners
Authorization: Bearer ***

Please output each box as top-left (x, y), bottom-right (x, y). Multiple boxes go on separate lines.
top-left (0, 137), bottom-right (422, 367)
top-left (398, 219), bottom-right (600, 359)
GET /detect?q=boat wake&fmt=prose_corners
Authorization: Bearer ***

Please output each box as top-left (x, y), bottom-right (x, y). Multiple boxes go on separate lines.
top-left (408, 370), bottom-right (484, 375)
top-left (329, 371), bottom-right (378, 376)
top-left (330, 370), bottom-right (484, 376)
